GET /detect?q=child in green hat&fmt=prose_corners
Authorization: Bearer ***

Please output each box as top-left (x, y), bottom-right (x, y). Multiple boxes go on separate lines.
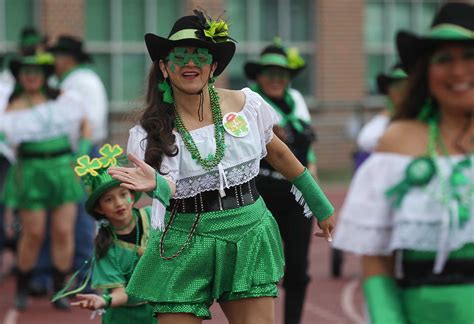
top-left (68, 144), bottom-right (155, 324)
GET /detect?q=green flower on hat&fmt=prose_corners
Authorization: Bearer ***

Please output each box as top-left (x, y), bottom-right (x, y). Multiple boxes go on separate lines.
top-left (286, 47), bottom-right (305, 69)
top-left (99, 144), bottom-right (124, 168)
top-left (203, 20), bottom-right (230, 43)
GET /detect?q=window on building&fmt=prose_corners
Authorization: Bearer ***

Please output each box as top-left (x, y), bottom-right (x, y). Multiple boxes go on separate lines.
top-left (85, 0), bottom-right (182, 112)
top-left (0, 0), bottom-right (39, 68)
top-left (226, 0), bottom-right (315, 97)
top-left (365, 0), bottom-right (441, 94)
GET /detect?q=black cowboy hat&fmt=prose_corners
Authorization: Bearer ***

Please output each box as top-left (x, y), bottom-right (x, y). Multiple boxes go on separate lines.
top-left (9, 53), bottom-right (55, 79)
top-left (244, 44), bottom-right (305, 81)
top-left (49, 35), bottom-right (92, 63)
top-left (144, 10), bottom-right (236, 77)
top-left (396, 2), bottom-right (474, 72)
top-left (376, 63), bottom-right (408, 95)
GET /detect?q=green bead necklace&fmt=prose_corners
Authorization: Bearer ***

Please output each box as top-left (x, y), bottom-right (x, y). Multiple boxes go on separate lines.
top-left (111, 213), bottom-right (140, 276)
top-left (386, 119), bottom-right (473, 225)
top-left (174, 84), bottom-right (226, 171)
top-left (429, 120), bottom-right (473, 225)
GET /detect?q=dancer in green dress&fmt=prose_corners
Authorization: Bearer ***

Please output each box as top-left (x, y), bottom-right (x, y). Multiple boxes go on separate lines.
top-left (0, 53), bottom-right (86, 310)
top-left (333, 3), bottom-right (474, 323)
top-left (70, 144), bottom-right (154, 324)
top-left (108, 10), bottom-right (335, 324)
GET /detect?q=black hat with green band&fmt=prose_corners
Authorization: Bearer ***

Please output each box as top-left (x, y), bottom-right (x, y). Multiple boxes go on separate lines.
top-left (9, 53), bottom-right (55, 79)
top-left (244, 44), bottom-right (306, 81)
top-left (376, 63), bottom-right (408, 95)
top-left (74, 144), bottom-right (141, 220)
top-left (144, 10), bottom-right (236, 77)
top-left (396, 2), bottom-right (474, 72)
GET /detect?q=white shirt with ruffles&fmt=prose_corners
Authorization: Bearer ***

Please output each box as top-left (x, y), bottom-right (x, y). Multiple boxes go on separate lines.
top-left (333, 152), bottom-right (474, 273)
top-left (0, 91), bottom-right (87, 162)
top-left (127, 87), bottom-right (280, 230)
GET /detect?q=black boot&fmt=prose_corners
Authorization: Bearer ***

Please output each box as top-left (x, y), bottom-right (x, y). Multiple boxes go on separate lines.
top-left (52, 268), bottom-right (70, 311)
top-left (15, 269), bottom-right (32, 311)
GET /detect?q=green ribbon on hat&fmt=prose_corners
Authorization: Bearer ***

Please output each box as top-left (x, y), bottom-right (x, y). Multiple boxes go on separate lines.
top-left (169, 29), bottom-right (200, 41)
top-left (389, 68), bottom-right (408, 79)
top-left (259, 53), bottom-right (289, 68)
top-left (428, 24), bottom-right (474, 40)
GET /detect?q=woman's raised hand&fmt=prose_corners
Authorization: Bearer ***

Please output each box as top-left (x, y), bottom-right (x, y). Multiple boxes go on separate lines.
top-left (108, 153), bottom-right (157, 192)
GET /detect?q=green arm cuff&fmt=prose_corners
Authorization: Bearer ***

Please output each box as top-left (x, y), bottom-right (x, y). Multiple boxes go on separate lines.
top-left (307, 149), bottom-right (317, 164)
top-left (363, 275), bottom-right (407, 324)
top-left (150, 172), bottom-right (172, 207)
top-left (290, 168), bottom-right (334, 221)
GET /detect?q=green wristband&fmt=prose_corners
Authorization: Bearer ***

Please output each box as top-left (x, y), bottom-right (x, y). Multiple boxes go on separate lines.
top-left (291, 168), bottom-right (334, 221)
top-left (150, 172), bottom-right (172, 207)
top-left (102, 293), bottom-right (112, 308)
top-left (363, 275), bottom-right (407, 324)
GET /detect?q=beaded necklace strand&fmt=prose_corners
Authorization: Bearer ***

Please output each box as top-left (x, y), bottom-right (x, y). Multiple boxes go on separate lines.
top-left (173, 84), bottom-right (226, 171)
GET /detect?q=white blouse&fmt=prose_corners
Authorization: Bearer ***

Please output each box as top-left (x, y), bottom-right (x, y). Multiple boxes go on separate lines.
top-left (0, 91), bottom-right (86, 162)
top-left (333, 152), bottom-right (474, 273)
top-left (127, 87), bottom-right (279, 229)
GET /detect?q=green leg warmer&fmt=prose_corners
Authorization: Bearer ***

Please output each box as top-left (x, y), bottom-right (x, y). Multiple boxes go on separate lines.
top-left (363, 275), bottom-right (407, 324)
top-left (290, 168), bottom-right (334, 221)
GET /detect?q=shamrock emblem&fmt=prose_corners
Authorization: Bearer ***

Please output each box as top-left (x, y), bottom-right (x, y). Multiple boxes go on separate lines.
top-left (74, 156), bottom-right (102, 177)
top-left (99, 144), bottom-right (124, 168)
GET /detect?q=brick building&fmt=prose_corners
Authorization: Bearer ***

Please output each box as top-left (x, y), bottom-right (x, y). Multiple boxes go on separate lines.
top-left (1, 0), bottom-right (464, 170)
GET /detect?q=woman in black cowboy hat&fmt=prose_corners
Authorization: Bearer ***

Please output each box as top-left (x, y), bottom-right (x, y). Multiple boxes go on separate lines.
top-left (244, 42), bottom-right (317, 324)
top-left (108, 10), bottom-right (335, 323)
top-left (0, 53), bottom-right (91, 311)
top-left (334, 3), bottom-right (474, 323)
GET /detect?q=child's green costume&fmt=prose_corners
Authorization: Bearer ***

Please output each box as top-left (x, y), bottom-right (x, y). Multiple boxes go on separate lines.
top-left (72, 144), bottom-right (155, 324)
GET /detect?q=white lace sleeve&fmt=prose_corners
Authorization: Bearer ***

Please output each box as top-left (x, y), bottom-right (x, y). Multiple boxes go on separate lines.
top-left (127, 125), bottom-right (147, 161)
top-left (332, 153), bottom-right (410, 255)
top-left (243, 89), bottom-right (280, 158)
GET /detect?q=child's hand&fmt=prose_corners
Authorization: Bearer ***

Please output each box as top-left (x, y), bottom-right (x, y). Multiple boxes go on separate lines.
top-left (71, 294), bottom-right (106, 310)
top-left (314, 215), bottom-right (335, 242)
top-left (108, 153), bottom-right (157, 192)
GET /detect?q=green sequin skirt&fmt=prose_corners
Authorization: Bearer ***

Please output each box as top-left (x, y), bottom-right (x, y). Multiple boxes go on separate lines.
top-left (2, 154), bottom-right (84, 210)
top-left (102, 303), bottom-right (155, 324)
top-left (126, 197), bottom-right (285, 318)
top-left (401, 284), bottom-right (474, 324)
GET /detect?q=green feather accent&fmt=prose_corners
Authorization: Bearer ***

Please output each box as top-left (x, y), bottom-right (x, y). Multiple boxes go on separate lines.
top-left (158, 80), bottom-right (173, 104)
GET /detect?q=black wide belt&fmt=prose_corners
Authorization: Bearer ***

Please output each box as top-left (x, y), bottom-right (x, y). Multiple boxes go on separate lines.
top-left (18, 148), bottom-right (72, 159)
top-left (397, 259), bottom-right (474, 287)
top-left (168, 178), bottom-right (260, 213)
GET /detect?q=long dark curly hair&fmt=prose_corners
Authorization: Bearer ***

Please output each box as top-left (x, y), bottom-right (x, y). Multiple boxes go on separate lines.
top-left (392, 54), bottom-right (434, 121)
top-left (139, 62), bottom-right (178, 172)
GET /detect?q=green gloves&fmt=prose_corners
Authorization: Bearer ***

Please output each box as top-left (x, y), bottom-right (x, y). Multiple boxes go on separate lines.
top-left (290, 168), bottom-right (334, 221)
top-left (151, 172), bottom-right (173, 207)
top-left (363, 275), bottom-right (407, 324)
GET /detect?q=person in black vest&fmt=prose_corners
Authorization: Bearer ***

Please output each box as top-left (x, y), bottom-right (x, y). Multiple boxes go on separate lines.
top-left (244, 42), bottom-right (317, 324)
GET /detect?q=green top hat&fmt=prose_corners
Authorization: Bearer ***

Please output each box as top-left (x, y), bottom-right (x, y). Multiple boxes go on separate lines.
top-left (144, 10), bottom-right (236, 77)
top-left (244, 41), bottom-right (306, 81)
top-left (396, 2), bottom-right (474, 72)
top-left (74, 144), bottom-right (141, 219)
top-left (9, 53), bottom-right (55, 79)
